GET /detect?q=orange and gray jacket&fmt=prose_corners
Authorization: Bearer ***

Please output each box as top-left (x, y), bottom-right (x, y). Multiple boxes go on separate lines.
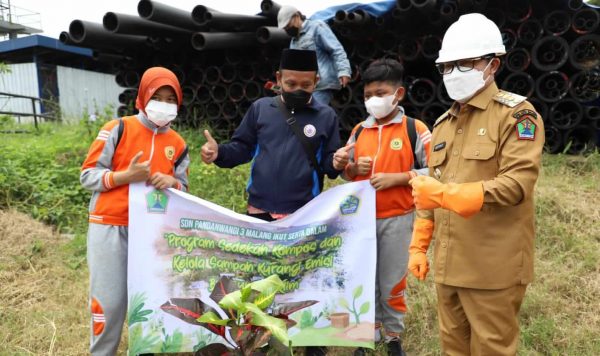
top-left (344, 107), bottom-right (431, 218)
top-left (80, 114), bottom-right (189, 226)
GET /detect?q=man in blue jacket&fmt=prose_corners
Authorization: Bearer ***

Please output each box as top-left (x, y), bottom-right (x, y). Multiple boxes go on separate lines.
top-left (201, 49), bottom-right (345, 225)
top-left (278, 5), bottom-right (352, 105)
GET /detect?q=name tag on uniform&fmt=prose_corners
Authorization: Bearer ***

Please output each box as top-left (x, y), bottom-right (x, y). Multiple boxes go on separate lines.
top-left (434, 142), bottom-right (446, 152)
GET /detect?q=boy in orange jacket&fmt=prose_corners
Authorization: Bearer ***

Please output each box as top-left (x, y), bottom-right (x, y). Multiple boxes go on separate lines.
top-left (80, 67), bottom-right (190, 355)
top-left (333, 59), bottom-right (431, 355)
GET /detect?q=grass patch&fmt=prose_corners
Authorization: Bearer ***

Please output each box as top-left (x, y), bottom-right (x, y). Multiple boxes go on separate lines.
top-left (0, 123), bottom-right (599, 354)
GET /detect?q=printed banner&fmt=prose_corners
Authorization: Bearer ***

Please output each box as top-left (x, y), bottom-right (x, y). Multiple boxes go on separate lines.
top-left (128, 181), bottom-right (376, 353)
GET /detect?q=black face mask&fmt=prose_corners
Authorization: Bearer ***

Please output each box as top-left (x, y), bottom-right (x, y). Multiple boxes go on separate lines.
top-left (285, 26), bottom-right (299, 37)
top-left (282, 89), bottom-right (312, 110)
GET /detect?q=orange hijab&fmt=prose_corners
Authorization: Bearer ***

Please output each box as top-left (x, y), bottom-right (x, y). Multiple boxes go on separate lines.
top-left (135, 67), bottom-right (183, 111)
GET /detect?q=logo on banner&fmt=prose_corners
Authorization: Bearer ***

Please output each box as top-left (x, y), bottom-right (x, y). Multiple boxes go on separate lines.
top-left (146, 190), bottom-right (169, 213)
top-left (340, 195), bottom-right (360, 215)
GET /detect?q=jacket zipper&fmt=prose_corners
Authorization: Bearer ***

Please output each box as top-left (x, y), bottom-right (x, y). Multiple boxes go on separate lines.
top-left (149, 127), bottom-right (158, 163)
top-left (371, 125), bottom-right (383, 175)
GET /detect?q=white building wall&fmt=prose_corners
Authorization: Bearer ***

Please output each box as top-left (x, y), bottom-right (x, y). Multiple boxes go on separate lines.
top-left (0, 62), bottom-right (42, 117)
top-left (57, 66), bottom-right (121, 122)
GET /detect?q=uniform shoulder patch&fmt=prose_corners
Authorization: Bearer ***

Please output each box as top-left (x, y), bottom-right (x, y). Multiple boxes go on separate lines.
top-left (493, 90), bottom-right (527, 108)
top-left (513, 109), bottom-right (538, 121)
top-left (433, 110), bottom-right (451, 127)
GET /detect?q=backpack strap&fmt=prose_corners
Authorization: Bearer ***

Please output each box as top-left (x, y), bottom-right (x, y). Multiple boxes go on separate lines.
top-left (275, 97), bottom-right (325, 192)
top-left (353, 125), bottom-right (364, 142)
top-left (115, 118), bottom-right (124, 148)
top-left (175, 146), bottom-right (189, 168)
top-left (406, 116), bottom-right (421, 170)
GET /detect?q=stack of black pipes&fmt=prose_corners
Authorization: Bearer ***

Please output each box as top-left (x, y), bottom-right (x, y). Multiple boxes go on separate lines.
top-left (60, 0), bottom-right (600, 154)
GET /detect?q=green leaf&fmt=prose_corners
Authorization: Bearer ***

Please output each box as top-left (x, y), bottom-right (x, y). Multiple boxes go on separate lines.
top-left (248, 274), bottom-right (285, 294)
top-left (244, 303), bottom-right (289, 346)
top-left (254, 289), bottom-right (277, 310)
top-left (353, 285), bottom-right (363, 299)
top-left (241, 284), bottom-right (252, 303)
top-left (339, 297), bottom-right (349, 310)
top-left (359, 301), bottom-right (370, 315)
top-left (219, 290), bottom-right (243, 311)
top-left (197, 311), bottom-right (230, 326)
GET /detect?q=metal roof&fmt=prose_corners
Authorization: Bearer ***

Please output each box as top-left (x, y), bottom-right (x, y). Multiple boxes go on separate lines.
top-left (0, 34), bottom-right (91, 56)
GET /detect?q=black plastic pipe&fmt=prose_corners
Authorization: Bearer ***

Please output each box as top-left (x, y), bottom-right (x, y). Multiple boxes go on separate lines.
top-left (563, 126), bottom-right (596, 155)
top-left (103, 12), bottom-right (191, 37)
top-left (517, 19), bottom-right (544, 46)
top-left (196, 86), bottom-right (211, 104)
top-left (569, 71), bottom-right (600, 103)
top-left (501, 71), bottom-right (535, 98)
top-left (199, 12), bottom-right (272, 31)
top-left (535, 71), bottom-right (570, 103)
top-left (220, 64), bottom-right (238, 84)
top-left (192, 32), bottom-right (256, 51)
top-left (256, 26), bottom-right (290, 45)
top-left (505, 48), bottom-right (531, 72)
top-left (204, 66), bottom-right (221, 86)
top-left (531, 36), bottom-right (569, 71)
top-left (68, 20), bottom-right (147, 50)
top-left (569, 34), bottom-right (600, 71)
top-left (227, 82), bottom-right (245, 102)
top-left (421, 35), bottom-right (442, 59)
top-left (408, 78), bottom-right (436, 106)
top-left (544, 126), bottom-right (563, 154)
top-left (398, 37), bottom-right (421, 61)
top-left (549, 99), bottom-right (583, 130)
top-left (571, 8), bottom-right (600, 35)
top-left (543, 10), bottom-right (571, 36)
top-left (138, 0), bottom-right (204, 31)
top-left (260, 0), bottom-right (282, 20)
top-left (420, 102), bottom-right (447, 127)
top-left (210, 85), bottom-right (228, 103)
top-left (244, 81), bottom-right (263, 101)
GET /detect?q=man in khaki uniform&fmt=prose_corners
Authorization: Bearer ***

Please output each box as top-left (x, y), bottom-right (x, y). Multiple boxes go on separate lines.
top-left (407, 13), bottom-right (545, 355)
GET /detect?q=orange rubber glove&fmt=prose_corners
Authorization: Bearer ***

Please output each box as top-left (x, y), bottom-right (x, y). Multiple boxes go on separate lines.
top-left (410, 176), bottom-right (484, 218)
top-left (408, 218), bottom-right (434, 281)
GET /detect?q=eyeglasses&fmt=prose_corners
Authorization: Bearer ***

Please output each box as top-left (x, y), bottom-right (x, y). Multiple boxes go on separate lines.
top-left (436, 56), bottom-right (494, 75)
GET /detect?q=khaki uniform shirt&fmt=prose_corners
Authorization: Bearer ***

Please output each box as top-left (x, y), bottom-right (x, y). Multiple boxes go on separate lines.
top-left (424, 82), bottom-right (545, 289)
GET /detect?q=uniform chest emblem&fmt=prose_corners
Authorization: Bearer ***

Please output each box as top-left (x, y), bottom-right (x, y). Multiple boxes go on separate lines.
top-left (390, 138), bottom-right (403, 150)
top-left (303, 124), bottom-right (316, 137)
top-left (165, 146), bottom-right (175, 160)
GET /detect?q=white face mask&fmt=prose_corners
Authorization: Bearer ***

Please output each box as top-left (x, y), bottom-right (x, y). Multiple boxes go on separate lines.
top-left (145, 100), bottom-right (178, 127)
top-left (443, 60), bottom-right (493, 103)
top-left (365, 89), bottom-right (399, 119)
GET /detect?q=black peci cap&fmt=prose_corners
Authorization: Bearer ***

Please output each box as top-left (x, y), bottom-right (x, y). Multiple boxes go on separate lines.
top-left (279, 49), bottom-right (318, 72)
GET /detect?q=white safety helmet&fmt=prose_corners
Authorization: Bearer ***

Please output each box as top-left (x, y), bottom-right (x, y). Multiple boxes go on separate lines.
top-left (436, 13), bottom-right (506, 63)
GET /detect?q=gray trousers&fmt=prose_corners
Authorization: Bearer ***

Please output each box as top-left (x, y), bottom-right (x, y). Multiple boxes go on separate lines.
top-left (87, 223), bottom-right (128, 356)
top-left (375, 212), bottom-right (414, 334)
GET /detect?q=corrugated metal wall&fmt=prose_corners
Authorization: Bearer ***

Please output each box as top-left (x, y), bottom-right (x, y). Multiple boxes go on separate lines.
top-left (0, 63), bottom-right (41, 117)
top-left (57, 66), bottom-right (121, 122)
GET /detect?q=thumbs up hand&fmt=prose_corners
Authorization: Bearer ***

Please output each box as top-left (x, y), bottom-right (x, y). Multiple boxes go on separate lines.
top-left (201, 130), bottom-right (219, 164)
top-left (333, 143), bottom-right (355, 170)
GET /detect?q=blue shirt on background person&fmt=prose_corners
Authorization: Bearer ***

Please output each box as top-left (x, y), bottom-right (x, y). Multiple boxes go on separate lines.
top-left (278, 5), bottom-right (352, 105)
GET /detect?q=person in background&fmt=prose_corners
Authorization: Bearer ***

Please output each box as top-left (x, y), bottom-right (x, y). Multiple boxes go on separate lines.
top-left (278, 5), bottom-right (352, 105)
top-left (80, 67), bottom-right (190, 355)
top-left (334, 59), bottom-right (431, 356)
top-left (408, 13), bottom-right (544, 356)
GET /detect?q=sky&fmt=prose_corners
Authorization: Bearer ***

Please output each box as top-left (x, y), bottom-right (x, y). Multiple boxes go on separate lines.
top-left (11, 0), bottom-right (375, 39)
